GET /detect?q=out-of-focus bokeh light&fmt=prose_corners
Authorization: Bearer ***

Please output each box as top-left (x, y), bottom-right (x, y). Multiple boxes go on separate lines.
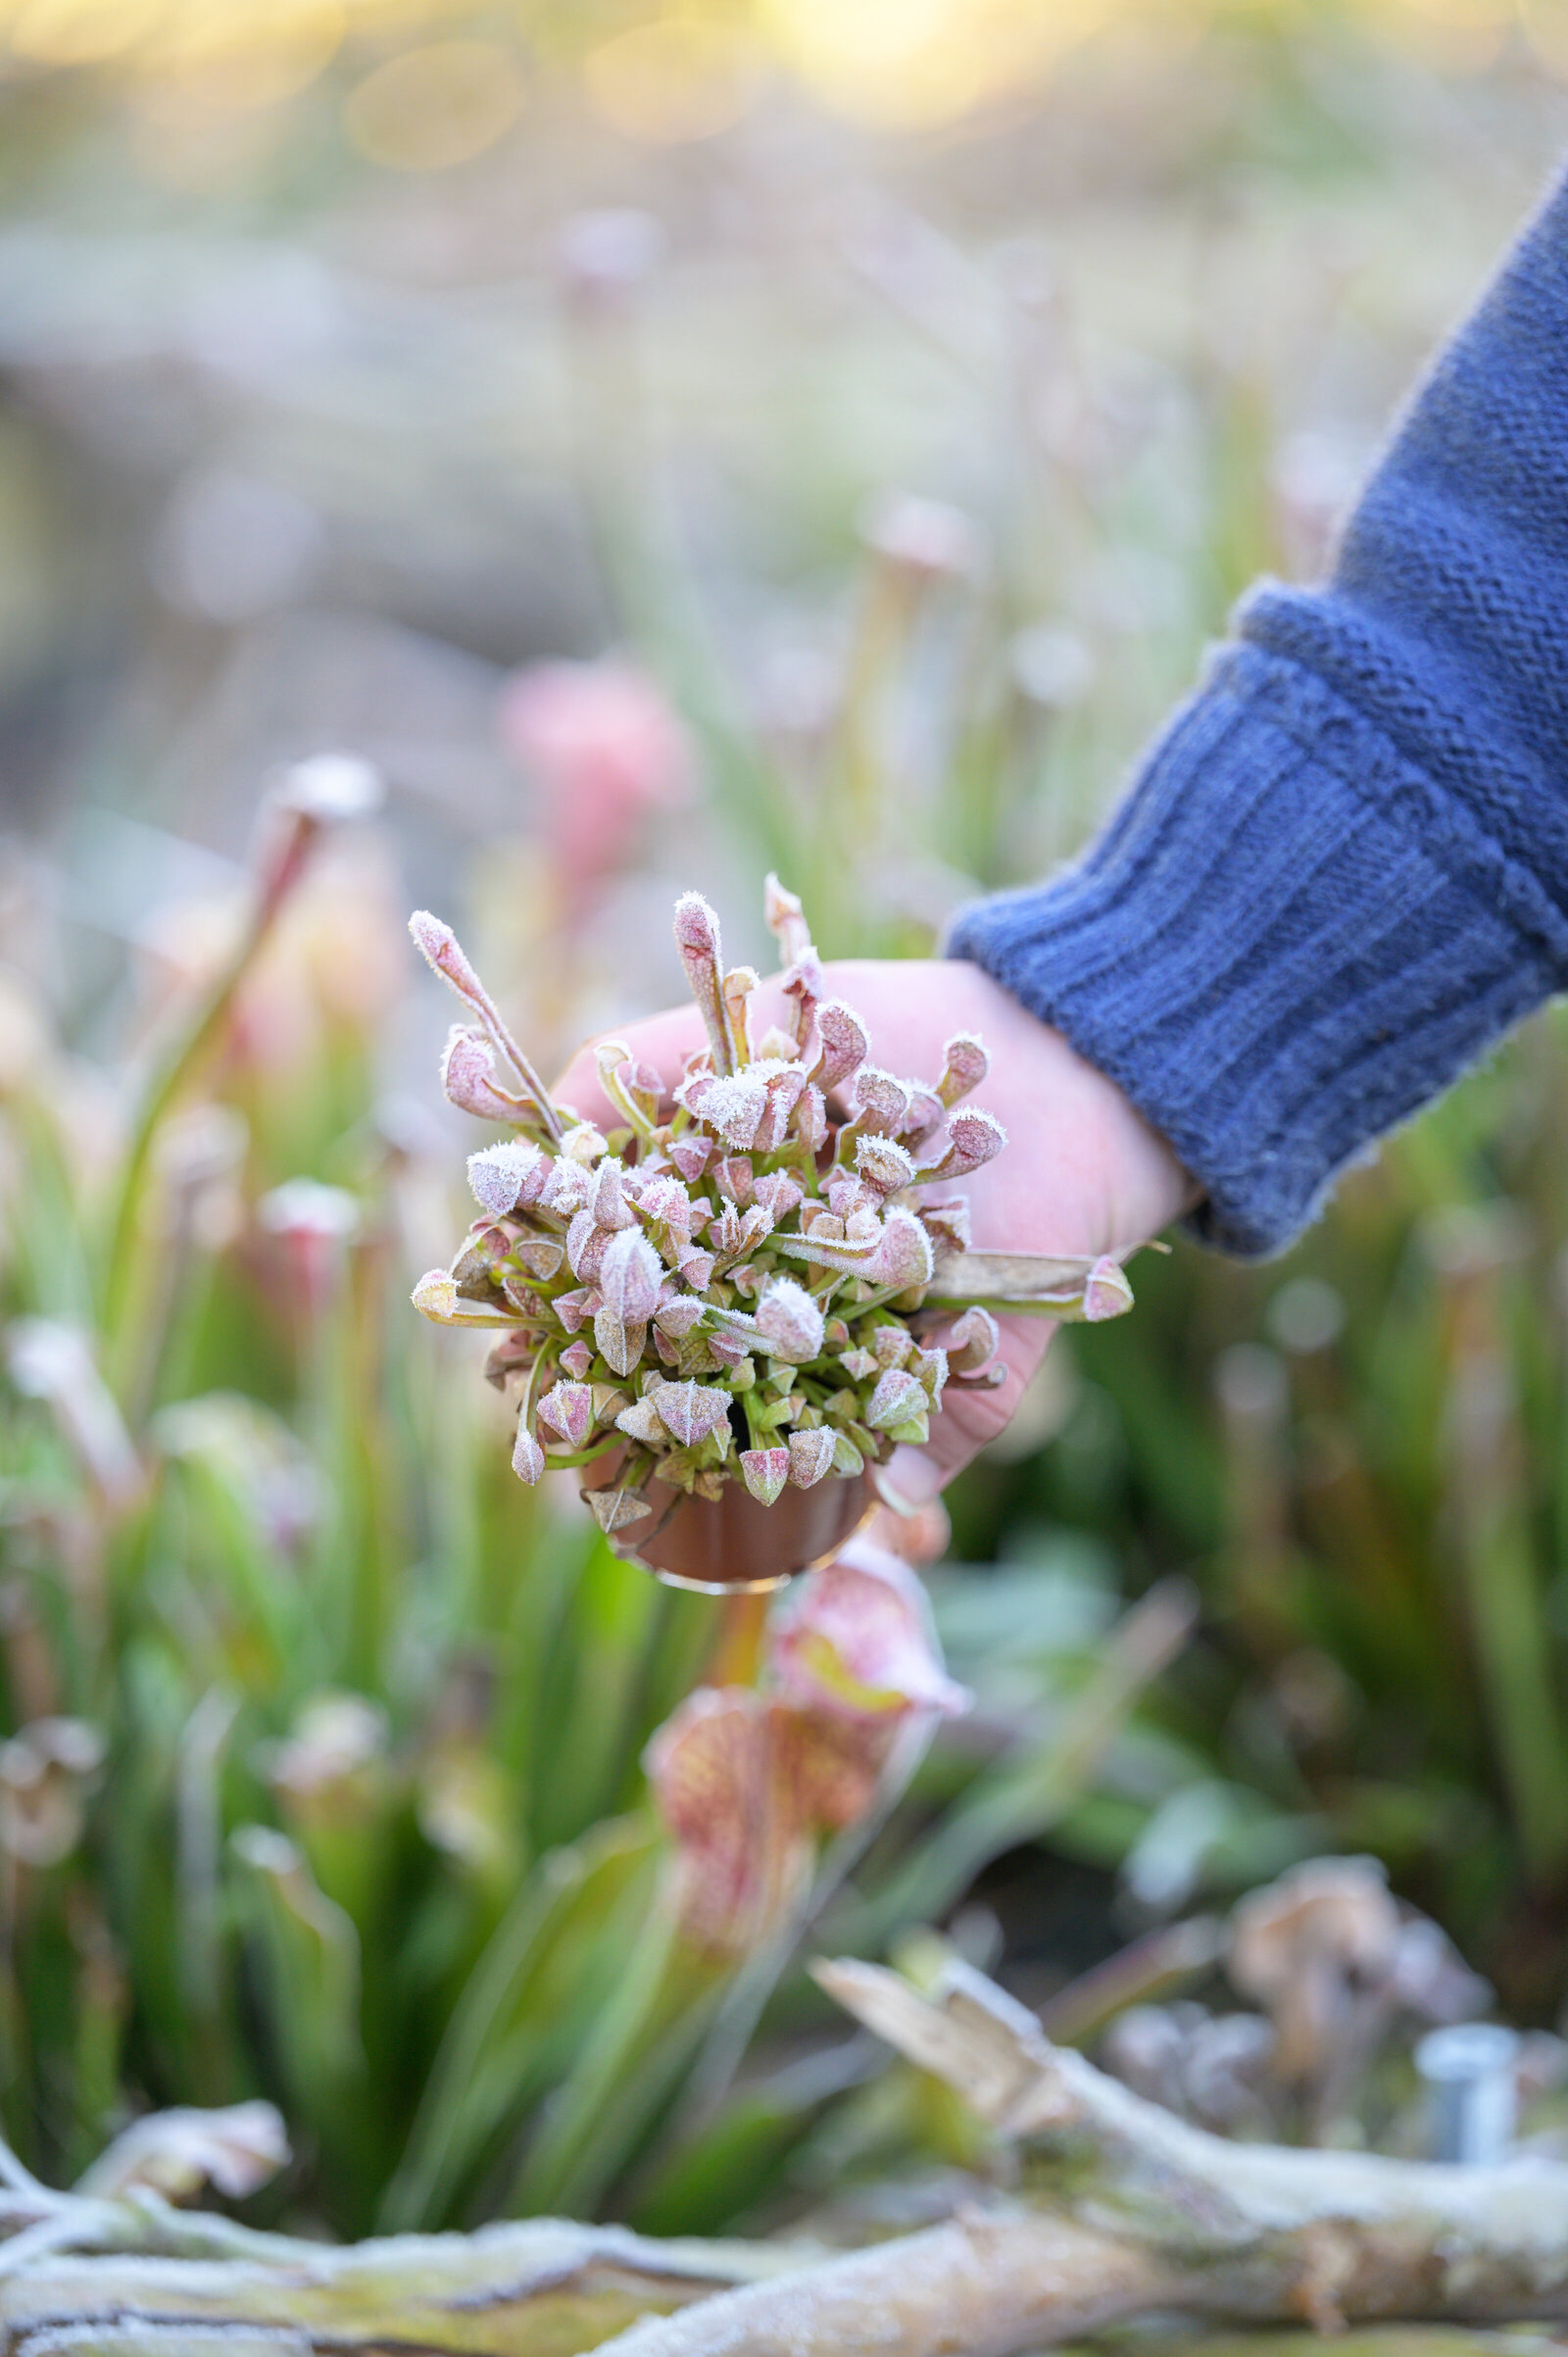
top-left (2, 0), bottom-right (1567, 147)
top-left (342, 38), bottom-right (525, 170)
top-left (7, 0), bottom-right (160, 67)
top-left (582, 18), bottom-right (762, 145)
top-left (143, 0), bottom-right (347, 111)
top-left (758, 0), bottom-right (1105, 126)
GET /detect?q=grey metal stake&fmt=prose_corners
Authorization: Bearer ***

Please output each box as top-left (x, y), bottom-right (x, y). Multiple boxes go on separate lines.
top-left (1415, 2022), bottom-right (1519, 2165)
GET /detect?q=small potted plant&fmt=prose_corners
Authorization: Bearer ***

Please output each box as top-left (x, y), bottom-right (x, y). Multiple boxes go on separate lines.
top-left (411, 877), bottom-right (1139, 1592)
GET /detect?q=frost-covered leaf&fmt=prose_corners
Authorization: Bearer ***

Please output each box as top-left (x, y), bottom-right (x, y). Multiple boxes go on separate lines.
top-left (654, 1379), bottom-right (731, 1447)
top-left (936, 1031), bottom-right (990, 1107)
top-left (586, 1483), bottom-right (653, 1534)
top-left (467, 1139), bottom-right (547, 1219)
top-left (811, 1002), bottom-right (869, 1094)
top-left (411, 1269), bottom-right (459, 1320)
top-left (615, 1396), bottom-right (667, 1446)
top-left (870, 1207), bottom-right (935, 1292)
top-left (667, 1136), bottom-right (711, 1183)
top-left (763, 872), bottom-right (812, 965)
top-left (442, 1027), bottom-right (525, 1124)
top-left (512, 1426), bottom-right (546, 1484)
top-left (755, 1277), bottom-right (826, 1364)
top-left (740, 1446), bottom-right (790, 1506)
top-left (857, 1134), bottom-right (917, 1194)
top-left (787, 1428), bottom-right (836, 1490)
top-left (673, 892), bottom-right (733, 1074)
top-left (600, 1229), bottom-right (663, 1324)
top-left (76, 2100), bottom-right (289, 2204)
top-left (593, 1306), bottom-right (648, 1378)
top-left (538, 1380), bottom-right (593, 1449)
top-left (865, 1367), bottom-right (927, 1432)
top-left (851, 1065), bottom-right (910, 1135)
top-left (1083, 1255), bottom-right (1135, 1323)
top-left (947, 1303), bottom-right (1001, 1376)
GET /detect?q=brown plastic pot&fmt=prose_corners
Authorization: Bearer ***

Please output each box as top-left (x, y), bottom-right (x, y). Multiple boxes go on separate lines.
top-left (580, 1453), bottom-right (876, 1594)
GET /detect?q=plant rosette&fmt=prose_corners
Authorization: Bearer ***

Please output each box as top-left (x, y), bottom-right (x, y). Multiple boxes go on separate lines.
top-left (410, 878), bottom-right (1141, 1590)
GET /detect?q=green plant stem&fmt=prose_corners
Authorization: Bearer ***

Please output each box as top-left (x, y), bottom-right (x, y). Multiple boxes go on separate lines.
top-left (101, 824), bottom-right (318, 1381)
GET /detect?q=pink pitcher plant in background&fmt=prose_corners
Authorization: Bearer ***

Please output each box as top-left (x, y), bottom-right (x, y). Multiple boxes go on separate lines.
top-left (645, 1532), bottom-right (970, 1959)
top-left (497, 657), bottom-right (693, 920)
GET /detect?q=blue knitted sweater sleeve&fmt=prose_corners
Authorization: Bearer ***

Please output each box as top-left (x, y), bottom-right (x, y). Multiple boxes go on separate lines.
top-left (948, 166), bottom-right (1568, 1256)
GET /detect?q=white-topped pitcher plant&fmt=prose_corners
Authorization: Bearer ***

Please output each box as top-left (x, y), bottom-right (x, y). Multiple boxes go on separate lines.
top-left (410, 878), bottom-right (1141, 1592)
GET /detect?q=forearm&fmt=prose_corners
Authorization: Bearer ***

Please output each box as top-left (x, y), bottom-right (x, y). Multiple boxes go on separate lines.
top-left (951, 161), bottom-right (1568, 1256)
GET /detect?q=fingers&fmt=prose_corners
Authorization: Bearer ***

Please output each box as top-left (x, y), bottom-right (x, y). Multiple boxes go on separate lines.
top-left (552, 1005), bottom-right (710, 1130)
top-left (875, 1316), bottom-right (1055, 1514)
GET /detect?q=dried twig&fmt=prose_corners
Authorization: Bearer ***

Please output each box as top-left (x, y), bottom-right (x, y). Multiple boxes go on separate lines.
top-left (592, 1958), bottom-right (1568, 2357)
top-left (0, 2217), bottom-right (789, 2355)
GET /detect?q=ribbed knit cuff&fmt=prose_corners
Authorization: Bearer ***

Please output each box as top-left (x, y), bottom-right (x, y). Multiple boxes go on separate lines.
top-left (947, 643), bottom-right (1567, 1257)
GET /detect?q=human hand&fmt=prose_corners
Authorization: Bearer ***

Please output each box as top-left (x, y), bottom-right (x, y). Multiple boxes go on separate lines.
top-left (554, 958), bottom-right (1194, 1511)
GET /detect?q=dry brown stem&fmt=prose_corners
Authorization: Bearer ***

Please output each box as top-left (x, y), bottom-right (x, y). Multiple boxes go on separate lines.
top-left (7, 1964), bottom-right (1568, 2357)
top-left (592, 1958), bottom-right (1568, 2357)
top-left (0, 2217), bottom-right (787, 2356)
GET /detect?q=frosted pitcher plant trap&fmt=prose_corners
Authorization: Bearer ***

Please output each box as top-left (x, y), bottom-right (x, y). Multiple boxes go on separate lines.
top-left (410, 878), bottom-right (1142, 1591)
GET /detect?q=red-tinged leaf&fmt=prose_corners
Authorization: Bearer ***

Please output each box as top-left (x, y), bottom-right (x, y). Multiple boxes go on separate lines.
top-left (593, 1306), bottom-right (648, 1378)
top-left (763, 872), bottom-right (812, 965)
top-left (512, 1426), bottom-right (546, 1485)
top-left (537, 1379), bottom-right (593, 1449)
top-left (585, 1483), bottom-right (653, 1534)
top-left (925, 1105), bottom-right (1007, 1181)
top-left (443, 1027), bottom-right (526, 1124)
top-left (673, 891), bottom-right (733, 1074)
top-left (694, 1072), bottom-right (767, 1151)
top-left (654, 1379), bottom-right (731, 1447)
top-left (793, 1084), bottom-right (828, 1152)
top-left (590, 1156), bottom-right (635, 1229)
top-left (810, 1002), bottom-right (869, 1094)
top-left (668, 1136), bottom-right (711, 1183)
top-left (787, 1428), bottom-right (836, 1489)
top-left (857, 1134), bottom-right (917, 1194)
top-left (871, 1324), bottom-right (911, 1369)
top-left (851, 1065), bottom-right (910, 1135)
top-left (600, 1228), bottom-right (663, 1324)
top-left (410, 909), bottom-right (485, 1006)
top-left (643, 1688), bottom-right (808, 1957)
top-left (516, 1236), bottom-right (565, 1281)
top-left (552, 1287), bottom-right (596, 1335)
top-left (946, 1303), bottom-right (1001, 1376)
top-left (740, 1446), bottom-right (790, 1506)
top-left (756, 1277), bottom-right (825, 1364)
top-left (1083, 1254), bottom-right (1135, 1322)
top-left (864, 1367), bottom-right (926, 1431)
top-left (654, 1294), bottom-right (706, 1340)
top-left (714, 1155), bottom-right (755, 1207)
top-left (753, 1171), bottom-right (804, 1221)
top-left (936, 1030), bottom-right (990, 1107)
top-left (920, 1198), bottom-right (971, 1253)
top-left (566, 1208), bottom-right (612, 1283)
top-left (868, 1207), bottom-right (935, 1292)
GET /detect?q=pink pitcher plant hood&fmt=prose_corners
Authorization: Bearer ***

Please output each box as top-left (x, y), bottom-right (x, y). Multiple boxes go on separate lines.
top-left (643, 1687), bottom-right (810, 1959)
top-left (498, 658), bottom-right (692, 913)
top-left (645, 1532), bottom-right (968, 1956)
top-left (409, 876), bottom-right (1140, 1539)
top-left (768, 1539), bottom-right (969, 1721)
